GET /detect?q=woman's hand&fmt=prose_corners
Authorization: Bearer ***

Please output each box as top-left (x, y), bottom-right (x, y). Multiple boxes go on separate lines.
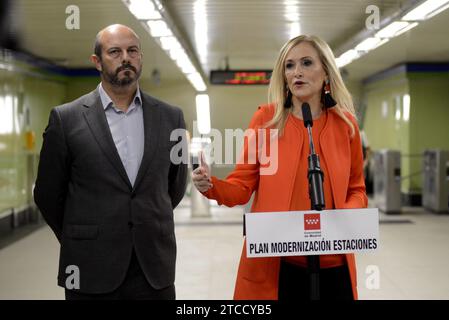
top-left (191, 151), bottom-right (213, 192)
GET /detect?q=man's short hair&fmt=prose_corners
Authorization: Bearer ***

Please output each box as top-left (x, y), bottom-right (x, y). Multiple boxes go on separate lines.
top-left (94, 36), bottom-right (102, 60)
top-left (93, 25), bottom-right (141, 60)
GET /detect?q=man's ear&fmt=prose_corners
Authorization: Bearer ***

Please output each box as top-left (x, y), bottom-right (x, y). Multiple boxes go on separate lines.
top-left (90, 54), bottom-right (102, 72)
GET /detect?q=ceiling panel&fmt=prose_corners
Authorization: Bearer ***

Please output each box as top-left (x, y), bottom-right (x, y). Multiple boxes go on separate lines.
top-left (14, 0), bottom-right (185, 82)
top-left (164, 0), bottom-right (404, 74)
top-left (345, 7), bottom-right (449, 81)
top-left (9, 0), bottom-right (449, 85)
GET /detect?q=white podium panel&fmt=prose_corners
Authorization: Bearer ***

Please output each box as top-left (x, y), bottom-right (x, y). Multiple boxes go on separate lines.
top-left (245, 208), bottom-right (379, 258)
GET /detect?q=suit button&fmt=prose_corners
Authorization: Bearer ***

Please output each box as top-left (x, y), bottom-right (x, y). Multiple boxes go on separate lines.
top-left (128, 221), bottom-right (134, 228)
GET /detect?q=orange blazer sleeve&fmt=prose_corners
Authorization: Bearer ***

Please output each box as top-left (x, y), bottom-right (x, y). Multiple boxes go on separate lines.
top-left (202, 107), bottom-right (267, 207)
top-left (344, 114), bottom-right (368, 209)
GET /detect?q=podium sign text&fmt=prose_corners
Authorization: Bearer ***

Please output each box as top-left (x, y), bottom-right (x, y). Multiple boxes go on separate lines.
top-left (245, 208), bottom-right (379, 258)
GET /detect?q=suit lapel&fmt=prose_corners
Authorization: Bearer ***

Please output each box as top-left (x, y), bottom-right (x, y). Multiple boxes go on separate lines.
top-left (132, 91), bottom-right (161, 192)
top-left (82, 90), bottom-right (133, 189)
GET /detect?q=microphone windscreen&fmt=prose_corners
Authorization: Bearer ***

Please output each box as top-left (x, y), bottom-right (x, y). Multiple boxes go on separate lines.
top-left (301, 103), bottom-right (313, 128)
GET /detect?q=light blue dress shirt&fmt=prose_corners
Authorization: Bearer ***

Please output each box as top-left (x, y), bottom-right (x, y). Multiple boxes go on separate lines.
top-left (98, 83), bottom-right (145, 186)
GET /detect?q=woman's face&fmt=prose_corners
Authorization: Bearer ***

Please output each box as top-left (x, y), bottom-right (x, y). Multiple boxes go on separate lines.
top-left (284, 41), bottom-right (327, 104)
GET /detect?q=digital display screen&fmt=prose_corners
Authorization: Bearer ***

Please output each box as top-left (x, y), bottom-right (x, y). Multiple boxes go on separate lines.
top-left (210, 70), bottom-right (272, 85)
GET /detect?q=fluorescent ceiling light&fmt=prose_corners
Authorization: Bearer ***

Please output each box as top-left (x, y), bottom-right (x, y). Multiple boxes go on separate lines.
top-left (180, 64), bottom-right (197, 75)
top-left (196, 94), bottom-right (211, 135)
top-left (188, 73), bottom-right (207, 92)
top-left (147, 20), bottom-right (173, 37)
top-left (127, 0), bottom-right (161, 20)
top-left (285, 6), bottom-right (299, 22)
top-left (336, 49), bottom-right (359, 68)
top-left (176, 56), bottom-right (197, 74)
top-left (375, 21), bottom-right (418, 38)
top-left (391, 22), bottom-right (418, 37)
top-left (402, 0), bottom-right (449, 20)
top-left (172, 50), bottom-right (189, 63)
top-left (284, 1), bottom-right (300, 39)
top-left (124, 0), bottom-right (208, 92)
top-left (194, 0), bottom-right (208, 63)
top-left (168, 47), bottom-right (185, 61)
top-left (171, 50), bottom-right (198, 74)
top-left (289, 22), bottom-right (301, 39)
top-left (159, 36), bottom-right (181, 51)
top-left (355, 37), bottom-right (383, 51)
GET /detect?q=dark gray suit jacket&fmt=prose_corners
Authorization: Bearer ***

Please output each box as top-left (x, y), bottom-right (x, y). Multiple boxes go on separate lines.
top-left (34, 88), bottom-right (187, 294)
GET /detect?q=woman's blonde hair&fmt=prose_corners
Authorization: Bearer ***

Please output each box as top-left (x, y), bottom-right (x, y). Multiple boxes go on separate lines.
top-left (266, 35), bottom-right (356, 136)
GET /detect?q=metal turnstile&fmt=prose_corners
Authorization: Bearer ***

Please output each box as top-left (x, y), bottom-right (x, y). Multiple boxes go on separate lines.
top-left (422, 150), bottom-right (449, 213)
top-left (373, 150), bottom-right (401, 213)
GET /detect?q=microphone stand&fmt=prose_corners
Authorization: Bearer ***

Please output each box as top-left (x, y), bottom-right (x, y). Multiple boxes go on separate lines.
top-left (302, 103), bottom-right (325, 300)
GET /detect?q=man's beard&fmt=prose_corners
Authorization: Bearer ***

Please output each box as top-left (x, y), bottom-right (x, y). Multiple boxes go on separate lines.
top-left (103, 62), bottom-right (141, 87)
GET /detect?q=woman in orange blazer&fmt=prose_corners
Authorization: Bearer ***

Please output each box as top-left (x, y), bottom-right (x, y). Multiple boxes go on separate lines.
top-left (192, 35), bottom-right (368, 300)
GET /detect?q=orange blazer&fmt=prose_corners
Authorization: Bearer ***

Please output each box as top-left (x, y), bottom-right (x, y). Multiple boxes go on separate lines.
top-left (203, 104), bottom-right (368, 300)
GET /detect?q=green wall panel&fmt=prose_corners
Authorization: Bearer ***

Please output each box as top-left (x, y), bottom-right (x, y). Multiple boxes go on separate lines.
top-left (0, 56), bottom-right (67, 212)
top-left (363, 68), bottom-right (449, 195)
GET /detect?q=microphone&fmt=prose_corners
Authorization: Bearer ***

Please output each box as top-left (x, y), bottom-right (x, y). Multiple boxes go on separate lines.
top-left (301, 102), bottom-right (325, 300)
top-left (301, 102), bottom-right (325, 210)
top-left (301, 102), bottom-right (313, 128)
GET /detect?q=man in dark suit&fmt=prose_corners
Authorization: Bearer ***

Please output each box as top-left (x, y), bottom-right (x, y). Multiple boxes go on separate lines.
top-left (34, 24), bottom-right (187, 300)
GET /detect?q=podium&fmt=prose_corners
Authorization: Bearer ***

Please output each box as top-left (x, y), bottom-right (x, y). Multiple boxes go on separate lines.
top-left (245, 208), bottom-right (379, 258)
top-left (244, 208), bottom-right (379, 299)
